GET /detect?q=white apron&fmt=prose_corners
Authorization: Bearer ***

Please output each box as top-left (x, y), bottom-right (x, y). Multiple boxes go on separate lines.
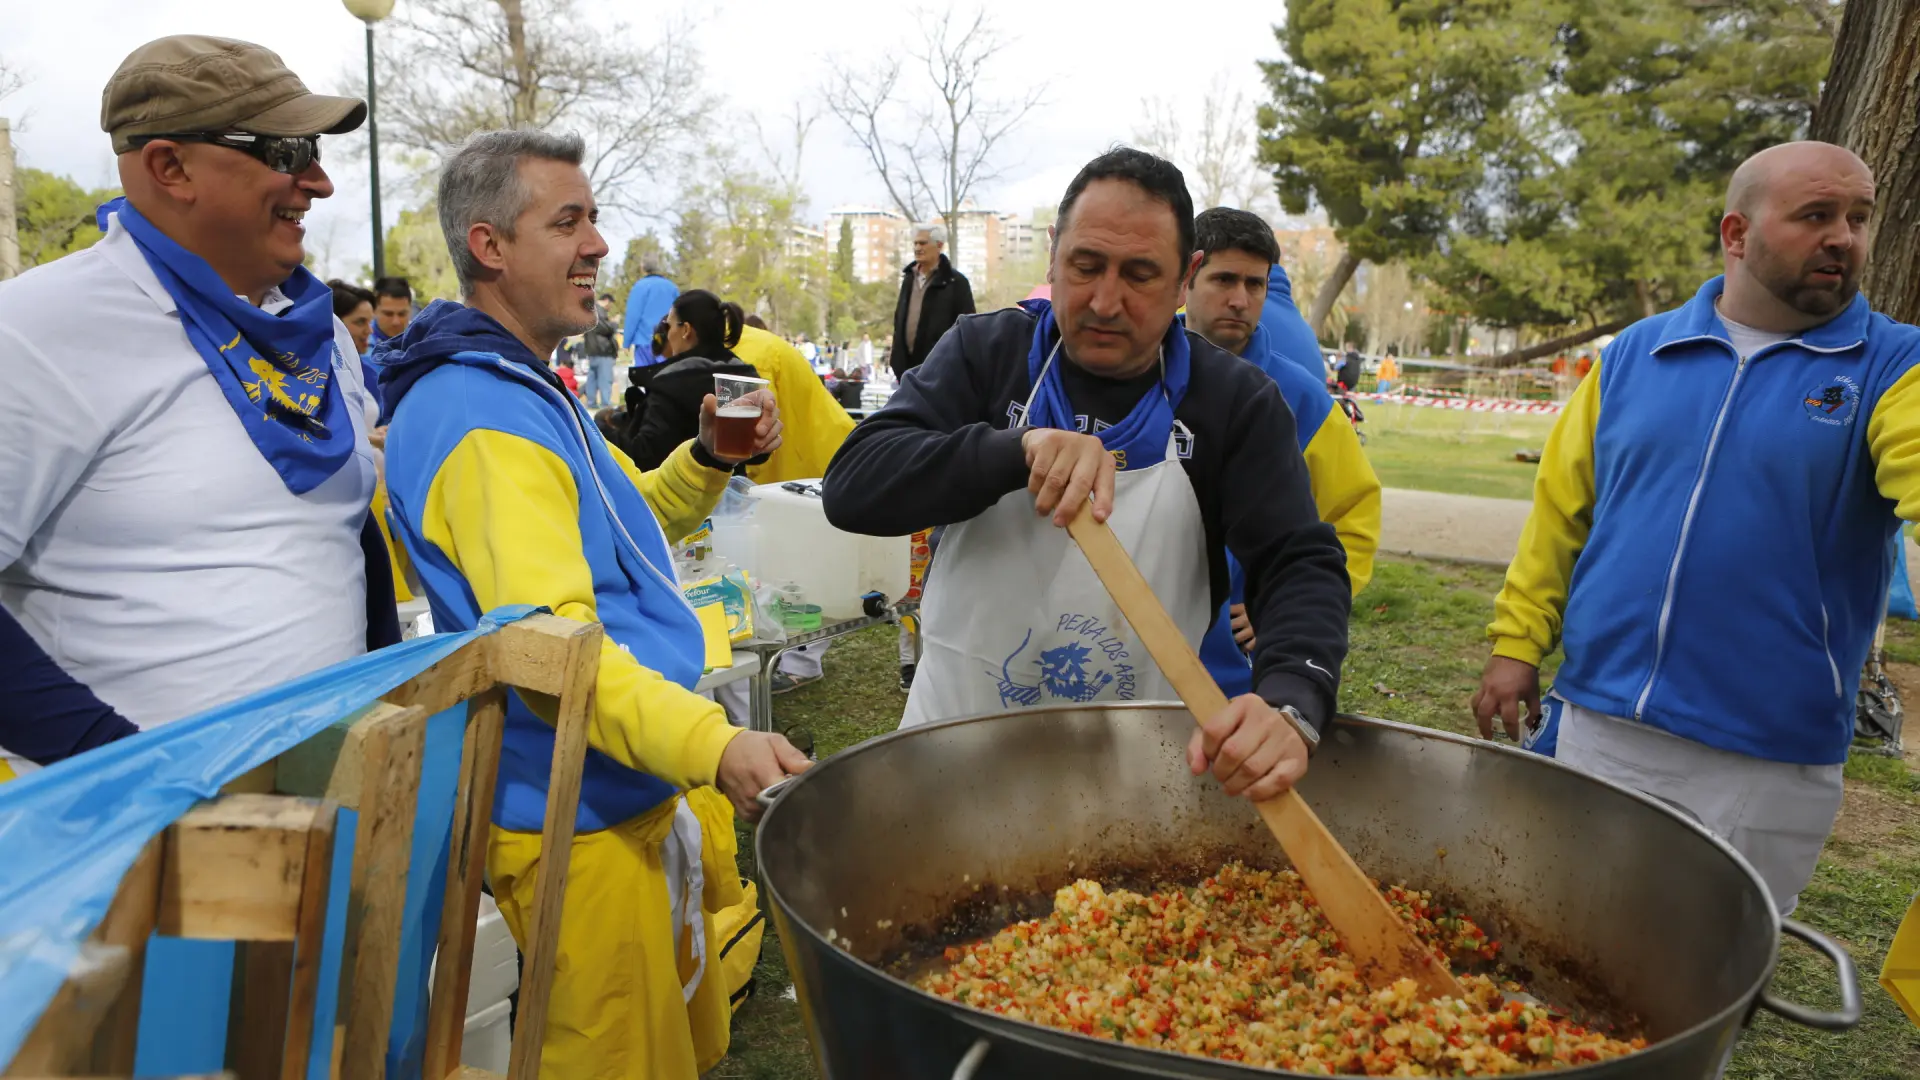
top-left (901, 347), bottom-right (1211, 728)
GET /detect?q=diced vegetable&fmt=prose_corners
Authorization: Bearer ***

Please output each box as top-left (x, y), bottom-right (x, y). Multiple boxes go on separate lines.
top-left (917, 863), bottom-right (1643, 1076)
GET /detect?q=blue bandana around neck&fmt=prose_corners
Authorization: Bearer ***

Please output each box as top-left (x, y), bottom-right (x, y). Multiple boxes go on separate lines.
top-left (1020, 298), bottom-right (1190, 470)
top-left (98, 197), bottom-right (353, 494)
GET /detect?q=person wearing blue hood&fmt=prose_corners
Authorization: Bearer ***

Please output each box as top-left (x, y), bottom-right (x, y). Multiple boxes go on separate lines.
top-left (1261, 251), bottom-right (1330, 382)
top-left (623, 256), bottom-right (679, 367)
top-left (822, 148), bottom-right (1351, 800)
top-left (375, 129), bottom-right (809, 1078)
top-left (1183, 207), bottom-right (1381, 699)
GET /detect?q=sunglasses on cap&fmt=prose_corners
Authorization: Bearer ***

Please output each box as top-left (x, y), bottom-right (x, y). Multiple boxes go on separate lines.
top-left (129, 132), bottom-right (322, 175)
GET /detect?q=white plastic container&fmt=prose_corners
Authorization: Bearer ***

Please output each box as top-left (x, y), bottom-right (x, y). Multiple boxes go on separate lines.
top-left (746, 480), bottom-right (909, 622)
top-left (462, 999), bottom-right (512, 1074)
top-left (429, 893), bottom-right (519, 1073)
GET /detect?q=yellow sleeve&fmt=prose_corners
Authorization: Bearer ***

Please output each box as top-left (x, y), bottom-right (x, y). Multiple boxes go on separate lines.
top-left (1301, 406), bottom-right (1382, 596)
top-left (734, 326), bottom-right (855, 483)
top-left (604, 438), bottom-right (731, 544)
top-left (1487, 360), bottom-right (1603, 666)
top-left (1869, 363), bottom-right (1920, 522)
top-left (422, 429), bottom-right (740, 790)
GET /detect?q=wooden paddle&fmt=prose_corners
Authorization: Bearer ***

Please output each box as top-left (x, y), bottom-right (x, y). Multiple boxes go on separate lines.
top-left (1066, 503), bottom-right (1465, 1001)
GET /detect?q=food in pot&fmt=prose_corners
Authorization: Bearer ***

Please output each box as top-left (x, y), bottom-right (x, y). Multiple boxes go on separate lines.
top-left (918, 862), bottom-right (1645, 1075)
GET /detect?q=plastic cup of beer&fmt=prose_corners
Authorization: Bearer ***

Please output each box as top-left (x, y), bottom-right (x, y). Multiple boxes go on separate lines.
top-left (713, 373), bottom-right (771, 460)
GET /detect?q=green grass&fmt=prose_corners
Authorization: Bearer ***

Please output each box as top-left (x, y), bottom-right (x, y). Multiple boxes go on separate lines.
top-left (1362, 403), bottom-right (1554, 502)
top-left (716, 557), bottom-right (1920, 1079)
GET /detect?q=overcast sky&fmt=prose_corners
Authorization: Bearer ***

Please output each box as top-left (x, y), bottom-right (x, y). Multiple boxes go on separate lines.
top-left (3, 0), bottom-right (1294, 279)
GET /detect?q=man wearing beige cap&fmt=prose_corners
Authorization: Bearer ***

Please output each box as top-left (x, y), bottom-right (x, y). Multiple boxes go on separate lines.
top-left (0, 36), bottom-right (398, 774)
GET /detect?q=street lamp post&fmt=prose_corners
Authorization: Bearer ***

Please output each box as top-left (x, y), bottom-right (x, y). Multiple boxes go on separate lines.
top-left (343, 0), bottom-right (396, 280)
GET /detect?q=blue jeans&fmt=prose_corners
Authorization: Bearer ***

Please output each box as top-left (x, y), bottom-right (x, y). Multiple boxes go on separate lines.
top-left (584, 353), bottom-right (615, 408)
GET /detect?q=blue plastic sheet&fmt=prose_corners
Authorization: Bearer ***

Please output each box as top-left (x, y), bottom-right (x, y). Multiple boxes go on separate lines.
top-left (0, 605), bottom-right (541, 1072)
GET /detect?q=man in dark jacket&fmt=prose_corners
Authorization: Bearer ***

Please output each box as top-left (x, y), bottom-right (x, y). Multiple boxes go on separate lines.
top-left (890, 222), bottom-right (976, 377)
top-left (581, 292), bottom-right (622, 408)
top-left (826, 148), bottom-right (1350, 803)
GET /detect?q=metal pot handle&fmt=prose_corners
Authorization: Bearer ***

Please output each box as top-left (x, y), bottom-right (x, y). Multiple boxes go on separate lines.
top-left (1757, 918), bottom-right (1862, 1030)
top-left (951, 1037), bottom-right (990, 1080)
top-left (755, 774), bottom-right (800, 809)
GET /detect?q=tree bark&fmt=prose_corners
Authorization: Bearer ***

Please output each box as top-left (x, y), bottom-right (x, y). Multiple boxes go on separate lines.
top-left (498, 0), bottom-right (539, 128)
top-left (0, 119), bottom-right (16, 282)
top-left (1446, 318), bottom-right (1463, 360)
top-left (1308, 249), bottom-right (1362, 339)
top-left (1634, 279), bottom-right (1658, 319)
top-left (1810, 0), bottom-right (1920, 325)
top-left (1481, 316), bottom-right (1636, 369)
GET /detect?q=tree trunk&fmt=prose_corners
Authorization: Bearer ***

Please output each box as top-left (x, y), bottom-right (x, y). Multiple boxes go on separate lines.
top-left (1308, 250), bottom-right (1362, 339)
top-left (0, 119), bottom-right (16, 282)
top-left (1481, 316), bottom-right (1635, 369)
top-left (1634, 279), bottom-right (1658, 319)
top-left (498, 0), bottom-right (539, 128)
top-left (1810, 0), bottom-right (1920, 325)
top-left (1446, 318), bottom-right (1463, 359)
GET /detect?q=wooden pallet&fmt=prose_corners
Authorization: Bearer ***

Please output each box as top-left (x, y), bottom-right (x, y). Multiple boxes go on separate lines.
top-left (6, 613), bottom-right (603, 1080)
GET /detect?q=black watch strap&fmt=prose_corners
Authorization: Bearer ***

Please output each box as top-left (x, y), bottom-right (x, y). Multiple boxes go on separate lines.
top-left (690, 440), bottom-right (735, 473)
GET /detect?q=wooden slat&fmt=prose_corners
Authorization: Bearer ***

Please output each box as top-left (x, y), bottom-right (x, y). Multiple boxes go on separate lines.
top-left (484, 614), bottom-right (595, 697)
top-left (382, 646), bottom-right (495, 719)
top-left (84, 836), bottom-right (164, 1074)
top-left (1065, 504), bottom-right (1465, 1001)
top-left (337, 704), bottom-right (429, 1080)
top-left (226, 942), bottom-right (295, 1080)
top-left (505, 621), bottom-right (602, 1080)
top-left (159, 795), bottom-right (321, 941)
top-left (4, 943), bottom-right (131, 1076)
top-left (278, 799), bottom-right (338, 1080)
top-left (422, 688), bottom-right (509, 1079)
top-left (320, 701), bottom-right (425, 812)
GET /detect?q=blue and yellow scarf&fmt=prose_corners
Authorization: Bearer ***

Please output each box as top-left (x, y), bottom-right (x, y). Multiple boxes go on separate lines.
top-left (1020, 298), bottom-right (1190, 470)
top-left (99, 197), bottom-right (354, 494)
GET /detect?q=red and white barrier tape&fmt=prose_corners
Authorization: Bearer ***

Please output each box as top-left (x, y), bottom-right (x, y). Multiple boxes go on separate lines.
top-left (1358, 392), bottom-right (1564, 415)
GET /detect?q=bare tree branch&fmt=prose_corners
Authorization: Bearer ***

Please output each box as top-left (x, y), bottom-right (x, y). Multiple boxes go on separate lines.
top-left (823, 58), bottom-right (927, 223)
top-left (1134, 73), bottom-right (1272, 213)
top-left (822, 5), bottom-right (1044, 259)
top-left (0, 57), bottom-right (24, 105)
top-left (751, 101), bottom-right (819, 199)
top-left (365, 0), bottom-right (711, 220)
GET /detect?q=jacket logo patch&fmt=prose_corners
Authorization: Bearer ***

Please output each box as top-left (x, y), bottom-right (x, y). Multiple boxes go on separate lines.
top-left (1803, 375), bottom-right (1861, 427)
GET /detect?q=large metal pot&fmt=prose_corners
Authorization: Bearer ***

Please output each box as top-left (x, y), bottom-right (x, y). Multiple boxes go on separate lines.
top-left (754, 705), bottom-right (1861, 1078)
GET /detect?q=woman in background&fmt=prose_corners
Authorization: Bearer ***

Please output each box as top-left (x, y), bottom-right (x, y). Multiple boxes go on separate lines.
top-left (610, 290), bottom-right (766, 471)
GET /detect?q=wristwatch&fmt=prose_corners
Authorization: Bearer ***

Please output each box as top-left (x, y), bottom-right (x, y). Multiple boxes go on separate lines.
top-left (1279, 704), bottom-right (1320, 757)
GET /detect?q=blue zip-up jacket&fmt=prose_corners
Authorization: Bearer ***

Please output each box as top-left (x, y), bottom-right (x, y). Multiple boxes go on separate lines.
top-left (1262, 263), bottom-right (1328, 381)
top-left (623, 274), bottom-right (679, 366)
top-left (1198, 320), bottom-right (1382, 694)
top-left (378, 301), bottom-right (736, 831)
top-left (1491, 277), bottom-right (1920, 765)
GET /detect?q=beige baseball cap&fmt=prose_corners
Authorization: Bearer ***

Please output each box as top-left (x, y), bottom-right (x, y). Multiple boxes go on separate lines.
top-left (102, 35), bottom-right (367, 155)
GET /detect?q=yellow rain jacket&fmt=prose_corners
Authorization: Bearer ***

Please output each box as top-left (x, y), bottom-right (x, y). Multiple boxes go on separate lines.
top-left (732, 325), bottom-right (854, 483)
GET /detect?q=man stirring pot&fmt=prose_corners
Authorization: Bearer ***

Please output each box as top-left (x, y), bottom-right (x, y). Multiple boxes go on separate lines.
top-left (823, 148), bottom-right (1351, 801)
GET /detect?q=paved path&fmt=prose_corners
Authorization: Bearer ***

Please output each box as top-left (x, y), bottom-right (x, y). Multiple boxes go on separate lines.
top-left (1378, 488), bottom-right (1529, 566)
top-left (1382, 487), bottom-right (1920, 580)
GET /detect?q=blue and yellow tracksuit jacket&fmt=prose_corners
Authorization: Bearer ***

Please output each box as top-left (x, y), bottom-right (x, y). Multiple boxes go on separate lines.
top-left (376, 300), bottom-right (740, 831)
top-left (1199, 318), bottom-right (1381, 696)
top-left (1493, 277), bottom-right (1920, 765)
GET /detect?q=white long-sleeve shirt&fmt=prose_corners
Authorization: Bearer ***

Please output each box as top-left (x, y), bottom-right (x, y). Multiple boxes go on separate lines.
top-left (0, 215), bottom-right (375, 732)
